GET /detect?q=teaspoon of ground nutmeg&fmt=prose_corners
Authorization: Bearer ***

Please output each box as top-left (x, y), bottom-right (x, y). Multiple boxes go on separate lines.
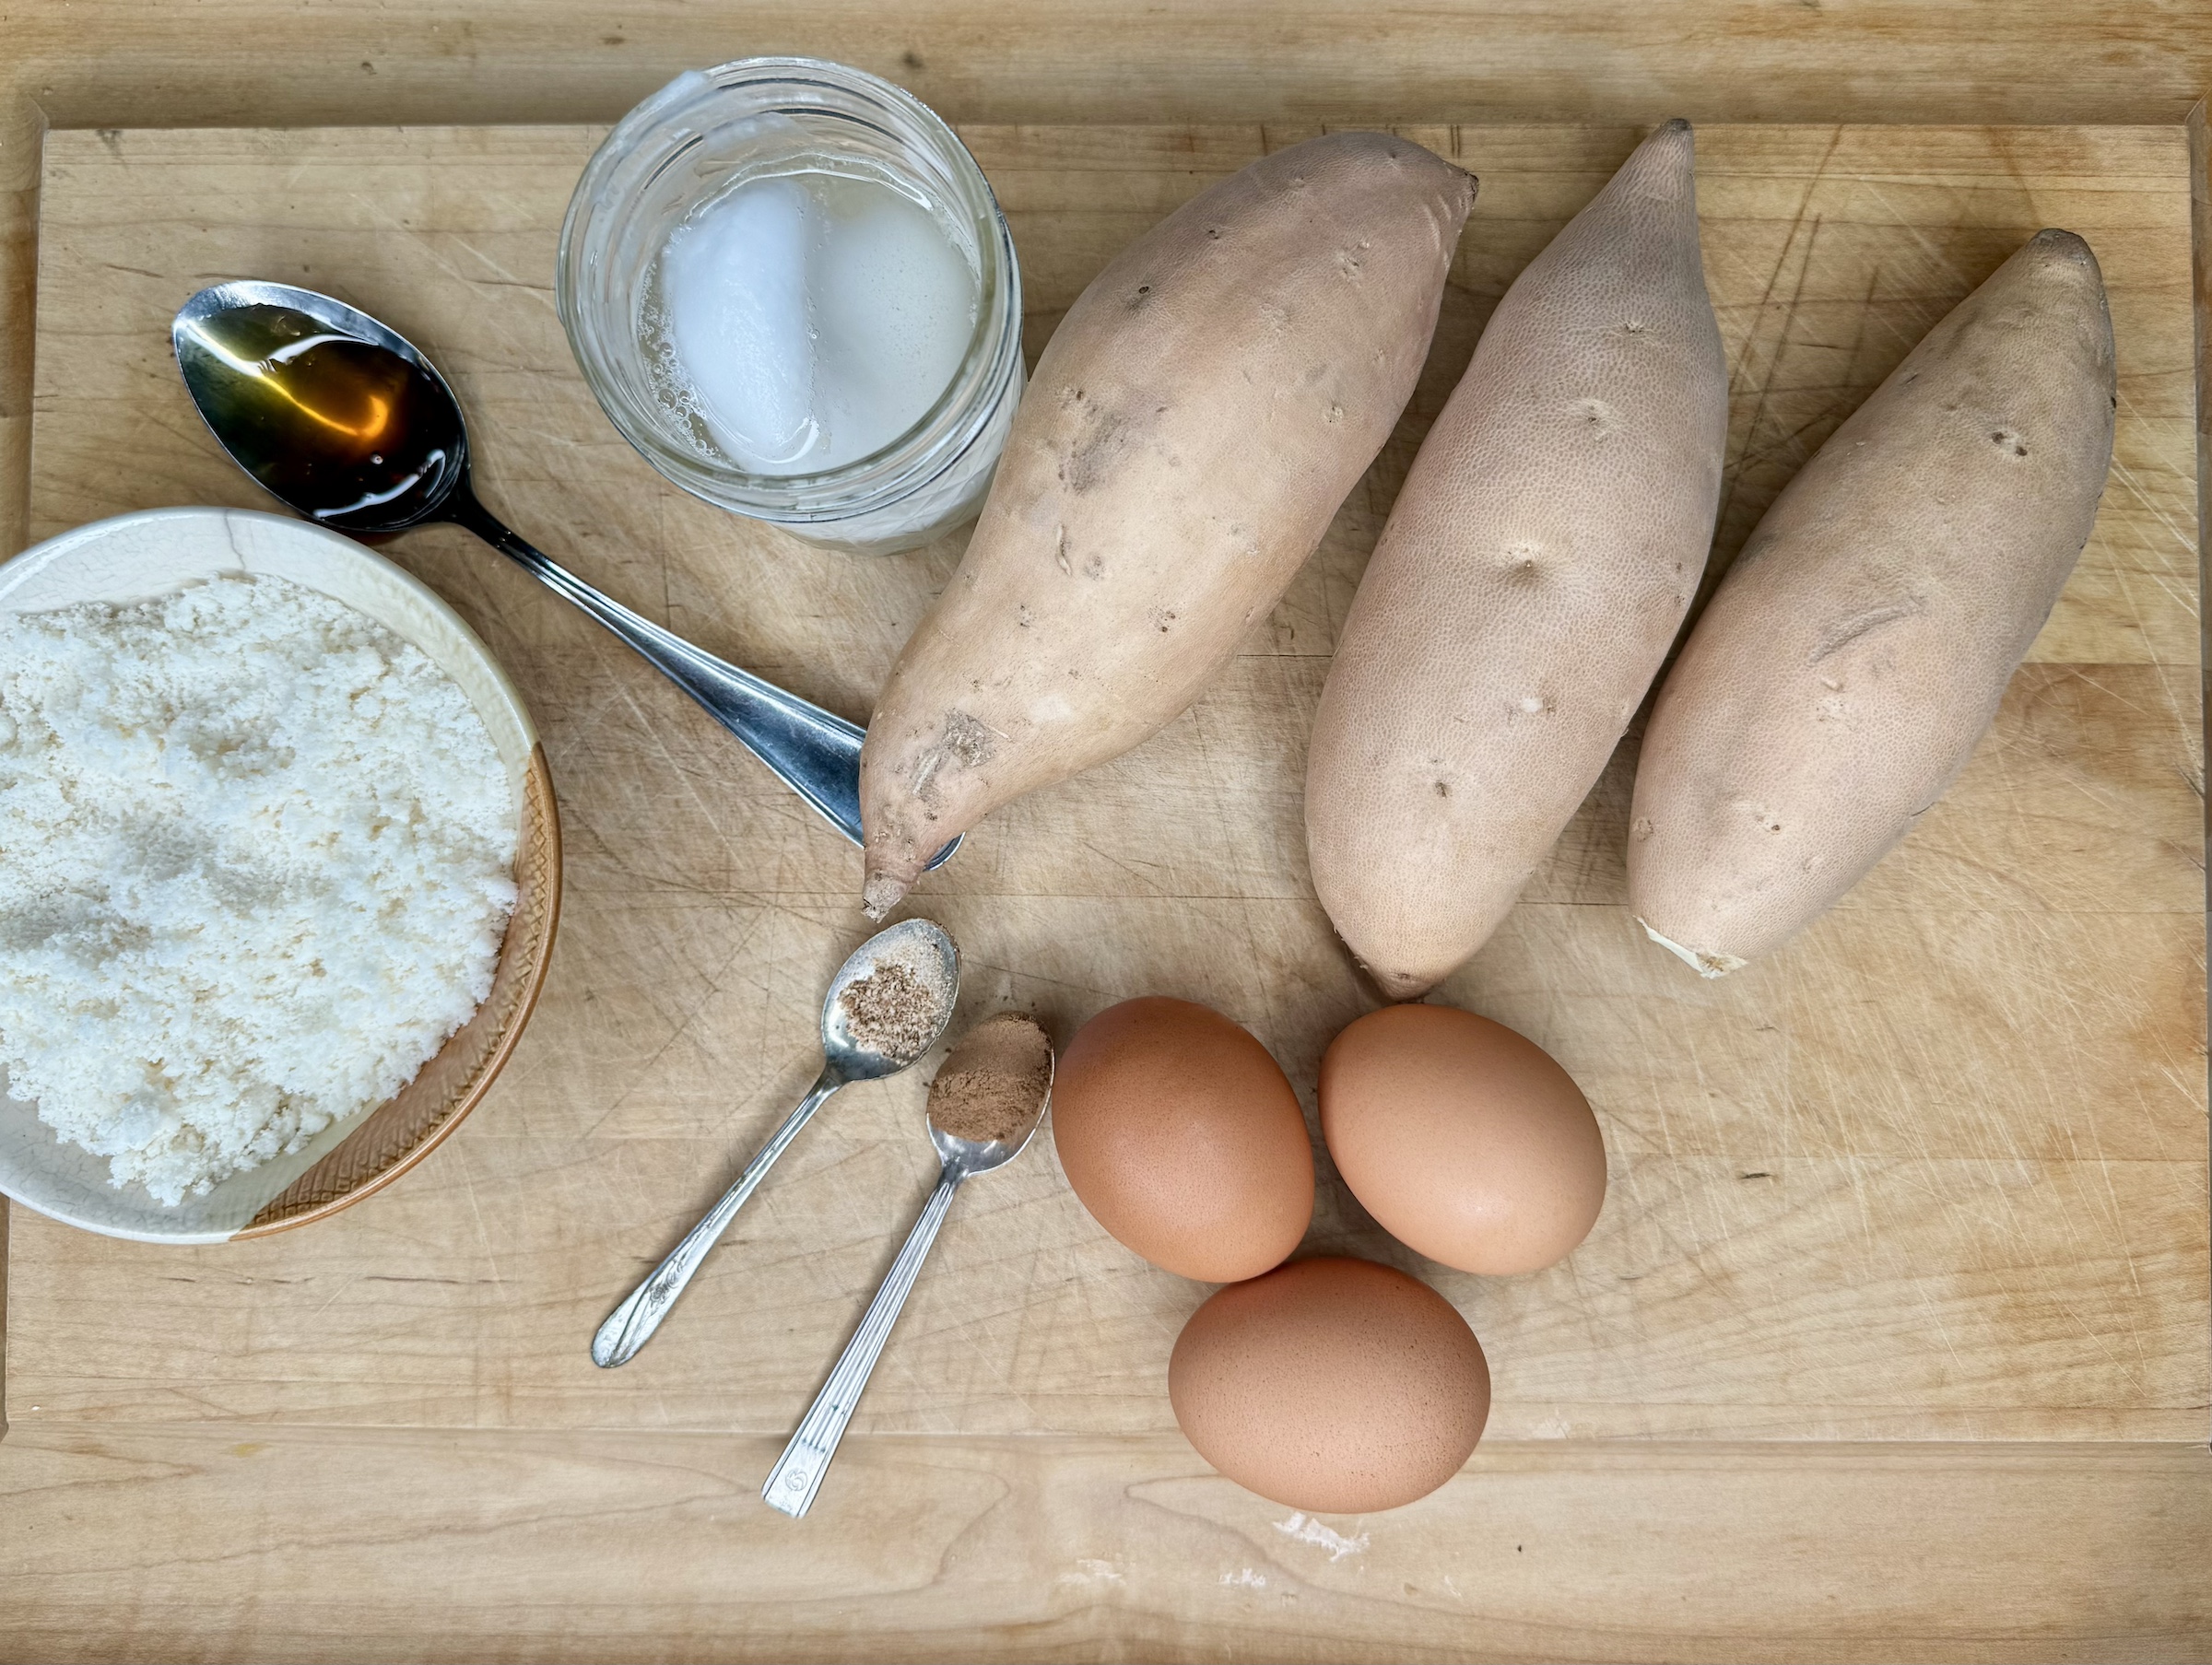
top-left (763, 1012), bottom-right (1053, 1518)
top-left (593, 918), bottom-right (958, 1370)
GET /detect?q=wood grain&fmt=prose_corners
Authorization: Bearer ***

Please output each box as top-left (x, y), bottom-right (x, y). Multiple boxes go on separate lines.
top-left (4, 4), bottom-right (2212, 570)
top-left (3, 1425), bottom-right (2209, 1665)
top-left (5, 123), bottom-right (2200, 1450)
top-left (0, 113), bottom-right (2205, 1662)
top-left (4, 2), bottom-right (2212, 131)
top-left (0, 95), bottom-right (37, 561)
top-left (2196, 103), bottom-right (2212, 693)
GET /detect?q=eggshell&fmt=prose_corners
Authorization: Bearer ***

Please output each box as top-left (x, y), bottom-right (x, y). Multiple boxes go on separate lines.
top-left (1320, 1003), bottom-right (1605, 1275)
top-left (1169, 1257), bottom-right (1489, 1512)
top-left (1052, 996), bottom-right (1313, 1282)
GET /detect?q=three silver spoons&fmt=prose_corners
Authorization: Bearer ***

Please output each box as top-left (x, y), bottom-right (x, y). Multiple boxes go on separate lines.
top-left (171, 280), bottom-right (954, 867)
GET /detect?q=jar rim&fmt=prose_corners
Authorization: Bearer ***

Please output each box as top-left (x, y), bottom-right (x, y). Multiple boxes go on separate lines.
top-left (557, 57), bottom-right (1024, 525)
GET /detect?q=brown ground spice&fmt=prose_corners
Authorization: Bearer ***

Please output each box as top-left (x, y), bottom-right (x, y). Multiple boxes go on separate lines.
top-left (928, 1013), bottom-right (1053, 1144)
top-left (837, 960), bottom-right (943, 1059)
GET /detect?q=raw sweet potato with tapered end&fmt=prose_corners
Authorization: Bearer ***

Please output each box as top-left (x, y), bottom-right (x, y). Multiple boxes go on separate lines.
top-left (858, 132), bottom-right (1475, 917)
top-left (1304, 121), bottom-right (1727, 1000)
top-left (1629, 228), bottom-right (2116, 975)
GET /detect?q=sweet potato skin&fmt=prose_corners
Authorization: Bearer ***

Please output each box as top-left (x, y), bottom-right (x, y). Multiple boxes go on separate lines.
top-left (1303, 121), bottom-right (1727, 1000)
top-left (859, 132), bottom-right (1475, 915)
top-left (1628, 229), bottom-right (2117, 974)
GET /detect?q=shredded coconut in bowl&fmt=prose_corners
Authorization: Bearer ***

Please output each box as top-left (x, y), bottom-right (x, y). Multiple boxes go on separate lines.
top-left (0, 572), bottom-right (520, 1205)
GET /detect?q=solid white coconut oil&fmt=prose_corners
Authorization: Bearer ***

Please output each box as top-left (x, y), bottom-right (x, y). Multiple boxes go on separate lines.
top-left (648, 165), bottom-right (982, 476)
top-left (561, 61), bottom-right (1024, 552)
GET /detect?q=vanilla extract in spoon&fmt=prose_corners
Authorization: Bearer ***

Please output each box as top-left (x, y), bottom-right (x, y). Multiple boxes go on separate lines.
top-left (173, 303), bottom-right (463, 529)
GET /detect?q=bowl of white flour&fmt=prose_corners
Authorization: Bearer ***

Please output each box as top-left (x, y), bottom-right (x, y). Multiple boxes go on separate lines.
top-left (0, 507), bottom-right (560, 1242)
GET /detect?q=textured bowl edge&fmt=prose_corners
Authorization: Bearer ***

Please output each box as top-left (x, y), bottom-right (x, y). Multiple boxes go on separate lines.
top-left (230, 743), bottom-right (564, 1239)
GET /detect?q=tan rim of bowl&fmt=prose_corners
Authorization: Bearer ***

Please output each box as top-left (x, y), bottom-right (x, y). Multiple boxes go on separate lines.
top-left (236, 745), bottom-right (561, 1236)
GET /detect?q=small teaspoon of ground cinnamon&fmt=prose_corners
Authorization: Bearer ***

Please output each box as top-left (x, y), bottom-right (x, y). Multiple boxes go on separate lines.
top-left (928, 1013), bottom-right (1053, 1144)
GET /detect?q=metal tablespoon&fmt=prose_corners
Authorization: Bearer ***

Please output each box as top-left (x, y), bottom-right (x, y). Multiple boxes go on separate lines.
top-left (591, 917), bottom-right (959, 1368)
top-left (763, 1013), bottom-right (1053, 1518)
top-left (171, 280), bottom-right (955, 868)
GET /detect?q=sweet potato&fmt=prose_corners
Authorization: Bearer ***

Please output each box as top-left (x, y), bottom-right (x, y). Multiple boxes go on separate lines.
top-left (1629, 229), bottom-right (2116, 974)
top-left (858, 132), bottom-right (1475, 916)
top-left (1303, 122), bottom-right (1727, 999)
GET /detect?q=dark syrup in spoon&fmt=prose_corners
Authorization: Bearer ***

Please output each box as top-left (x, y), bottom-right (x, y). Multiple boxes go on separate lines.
top-left (175, 303), bottom-right (463, 530)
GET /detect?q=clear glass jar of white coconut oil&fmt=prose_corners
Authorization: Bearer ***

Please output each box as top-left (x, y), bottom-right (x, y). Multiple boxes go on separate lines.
top-left (559, 59), bottom-right (1024, 555)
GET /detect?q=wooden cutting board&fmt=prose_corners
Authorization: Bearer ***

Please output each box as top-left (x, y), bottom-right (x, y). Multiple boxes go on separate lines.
top-left (3, 120), bottom-right (2202, 1471)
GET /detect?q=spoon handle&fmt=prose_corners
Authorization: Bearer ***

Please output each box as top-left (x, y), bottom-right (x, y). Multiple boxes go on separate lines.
top-left (592, 1067), bottom-right (844, 1368)
top-left (446, 486), bottom-right (883, 852)
top-left (762, 1163), bottom-right (964, 1518)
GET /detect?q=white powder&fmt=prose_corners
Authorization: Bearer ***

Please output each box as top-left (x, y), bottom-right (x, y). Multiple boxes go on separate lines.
top-left (0, 572), bottom-right (519, 1204)
top-left (1274, 1513), bottom-right (1370, 1561)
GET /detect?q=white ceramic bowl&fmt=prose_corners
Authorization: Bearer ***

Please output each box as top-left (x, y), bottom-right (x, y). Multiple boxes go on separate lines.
top-left (0, 508), bottom-right (561, 1243)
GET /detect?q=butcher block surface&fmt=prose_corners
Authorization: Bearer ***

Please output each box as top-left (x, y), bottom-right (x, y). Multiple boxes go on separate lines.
top-left (1, 118), bottom-right (2206, 1661)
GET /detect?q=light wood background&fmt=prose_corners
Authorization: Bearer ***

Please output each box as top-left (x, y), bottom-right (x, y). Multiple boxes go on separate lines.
top-left (4, 1), bottom-right (2212, 571)
top-left (0, 94), bottom-right (2207, 1665)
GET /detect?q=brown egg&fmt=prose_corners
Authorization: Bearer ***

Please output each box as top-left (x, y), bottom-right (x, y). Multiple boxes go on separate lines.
top-left (1169, 1257), bottom-right (1489, 1512)
top-left (1052, 996), bottom-right (1313, 1282)
top-left (1320, 1003), bottom-right (1605, 1275)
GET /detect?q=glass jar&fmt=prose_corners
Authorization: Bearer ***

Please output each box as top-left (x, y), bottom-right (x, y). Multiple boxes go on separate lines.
top-left (559, 59), bottom-right (1024, 555)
